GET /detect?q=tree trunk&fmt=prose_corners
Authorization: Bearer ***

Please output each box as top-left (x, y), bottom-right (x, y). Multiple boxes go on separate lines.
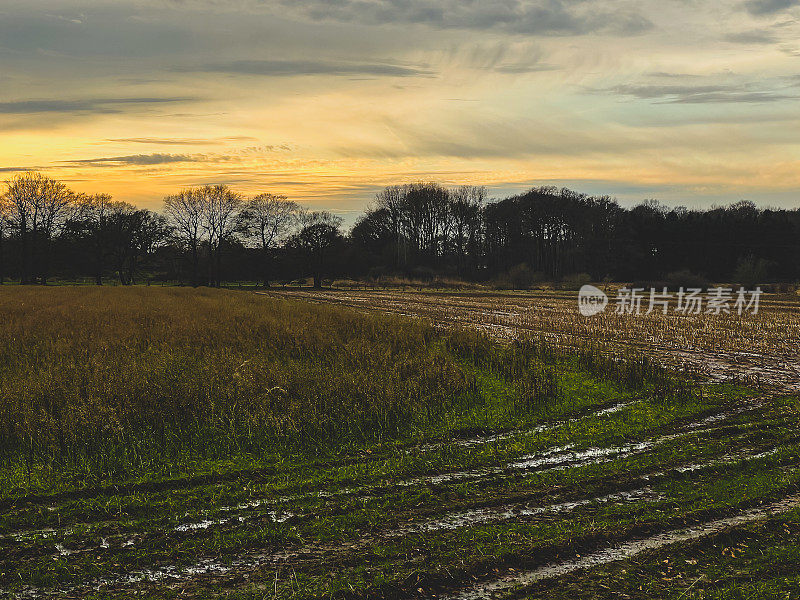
top-left (261, 248), bottom-right (271, 289)
top-left (313, 273), bottom-right (322, 289)
top-left (191, 241), bottom-right (199, 287)
top-left (20, 224), bottom-right (30, 284)
top-left (38, 236), bottom-right (52, 286)
top-left (207, 244), bottom-right (215, 287)
top-left (216, 249), bottom-right (223, 288)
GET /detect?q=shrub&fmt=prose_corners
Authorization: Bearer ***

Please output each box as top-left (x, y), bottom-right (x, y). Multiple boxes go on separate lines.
top-left (560, 272), bottom-right (592, 290)
top-left (733, 255), bottom-right (770, 289)
top-left (664, 270), bottom-right (711, 291)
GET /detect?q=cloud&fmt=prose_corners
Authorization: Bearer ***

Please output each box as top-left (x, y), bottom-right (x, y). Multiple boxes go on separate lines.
top-left (742, 0), bottom-right (798, 15)
top-left (107, 136), bottom-right (259, 145)
top-left (173, 59), bottom-right (434, 77)
top-left (62, 146), bottom-right (284, 167)
top-left (65, 153), bottom-right (207, 167)
top-left (493, 63), bottom-right (559, 73)
top-left (601, 83), bottom-right (798, 103)
top-left (724, 29), bottom-right (779, 43)
top-left (0, 166), bottom-right (40, 173)
top-left (274, 0), bottom-right (653, 36)
top-left (0, 97), bottom-right (197, 115)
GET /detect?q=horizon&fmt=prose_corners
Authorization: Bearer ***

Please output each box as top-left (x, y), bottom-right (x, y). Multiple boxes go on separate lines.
top-left (3, 0), bottom-right (800, 214)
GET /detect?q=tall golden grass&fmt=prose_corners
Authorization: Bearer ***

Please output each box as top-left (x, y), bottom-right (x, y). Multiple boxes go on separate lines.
top-left (0, 287), bottom-right (480, 471)
top-left (0, 287), bottom-right (691, 483)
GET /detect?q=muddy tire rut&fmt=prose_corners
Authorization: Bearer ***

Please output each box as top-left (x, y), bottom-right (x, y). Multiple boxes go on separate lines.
top-left (5, 398), bottom-right (796, 599)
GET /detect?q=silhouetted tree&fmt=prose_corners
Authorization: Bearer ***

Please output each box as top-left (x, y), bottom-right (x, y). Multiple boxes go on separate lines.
top-left (3, 172), bottom-right (75, 284)
top-left (200, 185), bottom-right (242, 287)
top-left (68, 194), bottom-right (117, 285)
top-left (288, 211), bottom-right (344, 288)
top-left (449, 185), bottom-right (485, 276)
top-left (164, 189), bottom-right (205, 286)
top-left (238, 193), bottom-right (298, 287)
top-left (0, 176), bottom-right (797, 287)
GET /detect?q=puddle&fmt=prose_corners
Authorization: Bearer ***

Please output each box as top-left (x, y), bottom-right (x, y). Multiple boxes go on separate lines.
top-left (684, 401), bottom-right (763, 430)
top-left (394, 488), bottom-right (658, 535)
top-left (420, 400), bottom-right (640, 452)
top-left (0, 527), bottom-right (62, 543)
top-left (12, 446), bottom-right (786, 599)
top-left (594, 401), bottom-right (637, 416)
top-left (175, 518), bottom-right (243, 532)
top-left (394, 406), bottom-right (764, 493)
top-left (445, 494), bottom-right (800, 600)
top-left (174, 509), bottom-right (292, 533)
top-left (508, 442), bottom-right (652, 470)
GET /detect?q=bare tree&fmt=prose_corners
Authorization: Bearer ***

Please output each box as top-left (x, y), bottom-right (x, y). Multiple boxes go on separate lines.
top-left (199, 185), bottom-right (242, 287)
top-left (3, 172), bottom-right (75, 284)
top-left (70, 193), bottom-right (115, 285)
top-left (450, 185), bottom-right (486, 276)
top-left (111, 207), bottom-right (171, 285)
top-left (374, 185), bottom-right (407, 268)
top-left (238, 193), bottom-right (298, 287)
top-left (289, 211), bottom-right (344, 288)
top-left (164, 189), bottom-right (205, 286)
top-left (0, 195), bottom-right (9, 285)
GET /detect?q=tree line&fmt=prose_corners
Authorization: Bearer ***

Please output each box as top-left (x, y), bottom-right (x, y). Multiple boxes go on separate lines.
top-left (1, 172), bottom-right (799, 287)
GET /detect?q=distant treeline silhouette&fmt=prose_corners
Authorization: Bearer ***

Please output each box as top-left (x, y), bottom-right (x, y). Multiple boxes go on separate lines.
top-left (1, 172), bottom-right (799, 287)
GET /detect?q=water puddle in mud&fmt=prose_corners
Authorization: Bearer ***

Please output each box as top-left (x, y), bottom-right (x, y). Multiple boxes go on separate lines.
top-left (684, 401), bottom-right (763, 430)
top-left (0, 528), bottom-right (62, 543)
top-left (445, 494), bottom-right (800, 600)
top-left (10, 444), bottom-right (785, 599)
top-left (1, 403), bottom-right (761, 566)
top-left (418, 400), bottom-right (639, 452)
top-left (508, 442), bottom-right (652, 470)
top-left (595, 400), bottom-right (639, 416)
top-left (174, 509), bottom-right (292, 533)
top-left (395, 404), bottom-right (769, 491)
top-left (401, 438), bottom-right (657, 488)
top-left (393, 488), bottom-right (658, 535)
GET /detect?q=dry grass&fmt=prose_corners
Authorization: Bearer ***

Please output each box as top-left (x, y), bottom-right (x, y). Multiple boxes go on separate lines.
top-left (262, 289), bottom-right (800, 391)
top-left (0, 287), bottom-right (482, 471)
top-left (0, 286), bottom-right (696, 487)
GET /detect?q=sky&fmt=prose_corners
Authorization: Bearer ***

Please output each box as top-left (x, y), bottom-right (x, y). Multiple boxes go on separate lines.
top-left (2, 0), bottom-right (800, 217)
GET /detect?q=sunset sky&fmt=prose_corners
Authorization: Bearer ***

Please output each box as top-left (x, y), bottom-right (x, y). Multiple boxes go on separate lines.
top-left (2, 0), bottom-right (800, 216)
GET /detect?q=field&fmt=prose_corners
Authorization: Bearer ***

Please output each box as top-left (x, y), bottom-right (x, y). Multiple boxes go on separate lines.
top-left (0, 287), bottom-right (799, 600)
top-left (263, 288), bottom-right (800, 393)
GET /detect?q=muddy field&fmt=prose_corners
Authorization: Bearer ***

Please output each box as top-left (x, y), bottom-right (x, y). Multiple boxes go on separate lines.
top-left (260, 288), bottom-right (800, 393)
top-left (3, 391), bottom-right (799, 599)
top-left (1, 289), bottom-right (799, 600)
